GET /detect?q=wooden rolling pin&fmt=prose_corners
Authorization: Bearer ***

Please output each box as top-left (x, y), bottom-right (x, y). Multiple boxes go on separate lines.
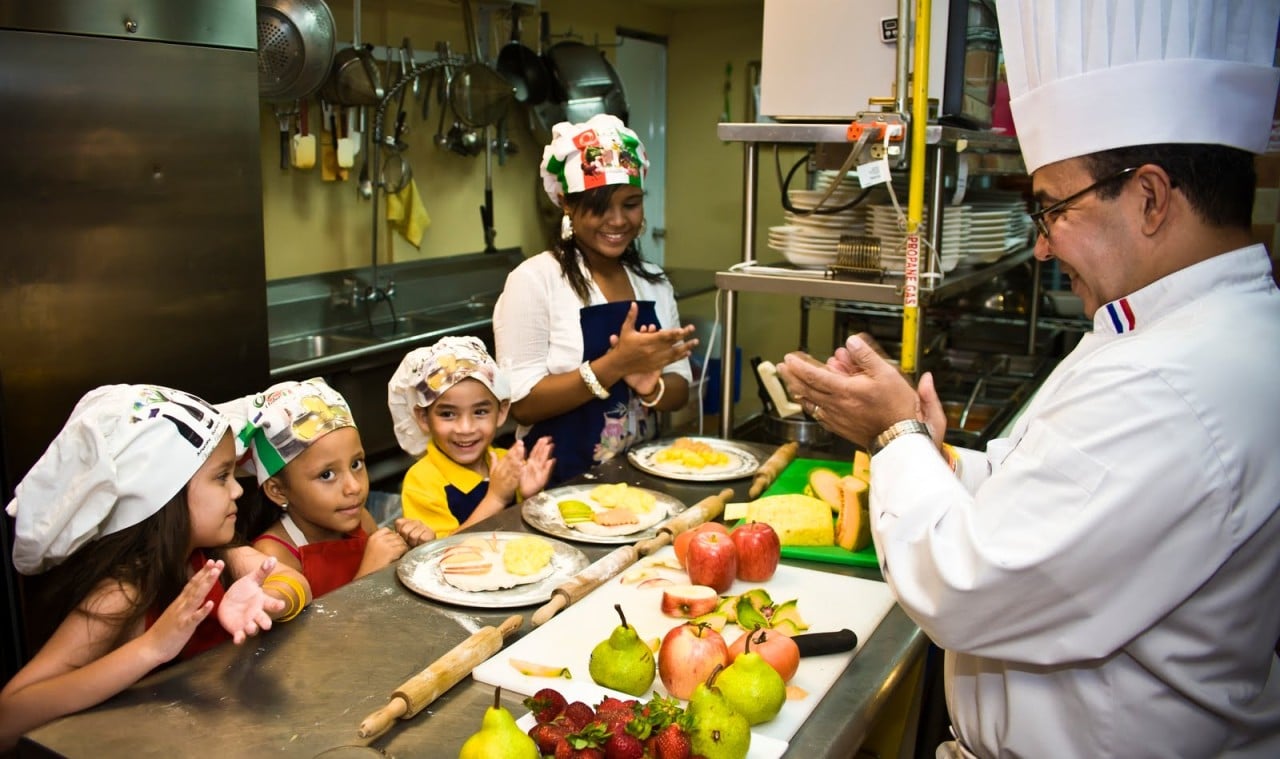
top-left (530, 487), bottom-right (734, 627)
top-left (356, 614), bottom-right (523, 741)
top-left (748, 441), bottom-right (800, 498)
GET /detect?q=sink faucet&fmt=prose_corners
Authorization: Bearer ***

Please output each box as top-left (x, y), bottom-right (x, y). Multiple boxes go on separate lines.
top-left (365, 279), bottom-right (396, 303)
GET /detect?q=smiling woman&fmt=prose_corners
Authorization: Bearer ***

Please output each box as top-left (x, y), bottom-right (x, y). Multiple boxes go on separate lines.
top-left (494, 114), bottom-right (698, 484)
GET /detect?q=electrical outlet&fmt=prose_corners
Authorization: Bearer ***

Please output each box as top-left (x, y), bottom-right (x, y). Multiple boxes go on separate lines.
top-left (869, 144), bottom-right (887, 160)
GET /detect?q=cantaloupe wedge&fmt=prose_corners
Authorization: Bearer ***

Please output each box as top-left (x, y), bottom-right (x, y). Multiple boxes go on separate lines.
top-left (852, 450), bottom-right (872, 484)
top-left (805, 467), bottom-right (843, 512)
top-left (835, 476), bottom-right (871, 551)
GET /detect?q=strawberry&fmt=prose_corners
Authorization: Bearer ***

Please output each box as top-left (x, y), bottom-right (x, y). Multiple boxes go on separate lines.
top-left (530, 722), bottom-right (570, 755)
top-left (525, 688), bottom-right (569, 725)
top-left (602, 731), bottom-right (645, 759)
top-left (595, 696), bottom-right (629, 716)
top-left (562, 701), bottom-right (597, 731)
top-left (555, 721), bottom-right (609, 759)
top-left (652, 723), bottom-right (692, 759)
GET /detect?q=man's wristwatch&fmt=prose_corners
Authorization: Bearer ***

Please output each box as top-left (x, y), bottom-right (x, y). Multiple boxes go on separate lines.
top-left (869, 419), bottom-right (932, 455)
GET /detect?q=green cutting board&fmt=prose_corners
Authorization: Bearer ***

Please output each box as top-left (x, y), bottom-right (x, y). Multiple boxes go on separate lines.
top-left (753, 457), bottom-right (880, 569)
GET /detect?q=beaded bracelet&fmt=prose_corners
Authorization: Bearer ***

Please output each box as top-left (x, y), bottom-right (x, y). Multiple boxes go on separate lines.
top-left (263, 574), bottom-right (307, 622)
top-left (639, 376), bottom-right (666, 408)
top-left (578, 361), bottom-right (611, 400)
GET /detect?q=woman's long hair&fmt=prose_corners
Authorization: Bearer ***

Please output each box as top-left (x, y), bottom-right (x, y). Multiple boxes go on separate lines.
top-left (554, 184), bottom-right (667, 304)
top-left (30, 488), bottom-right (224, 651)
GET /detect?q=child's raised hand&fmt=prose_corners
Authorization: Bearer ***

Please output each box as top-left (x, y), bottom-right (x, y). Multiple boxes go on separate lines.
top-left (518, 436), bottom-right (556, 500)
top-left (218, 555), bottom-right (286, 645)
top-left (146, 558), bottom-right (224, 662)
top-left (394, 517), bottom-right (436, 547)
top-left (363, 527), bottom-right (410, 569)
top-left (487, 444), bottom-right (523, 505)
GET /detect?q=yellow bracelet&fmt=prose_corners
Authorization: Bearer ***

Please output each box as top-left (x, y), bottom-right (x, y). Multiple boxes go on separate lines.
top-left (263, 574), bottom-right (307, 622)
top-left (639, 376), bottom-right (665, 408)
top-left (262, 582), bottom-right (300, 621)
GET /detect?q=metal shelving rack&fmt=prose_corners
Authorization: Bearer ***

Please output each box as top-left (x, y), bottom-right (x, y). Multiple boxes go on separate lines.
top-left (714, 120), bottom-right (1031, 437)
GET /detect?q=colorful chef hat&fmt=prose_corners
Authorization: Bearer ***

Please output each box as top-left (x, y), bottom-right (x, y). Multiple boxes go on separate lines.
top-left (5, 384), bottom-right (229, 574)
top-left (387, 336), bottom-right (510, 457)
top-left (540, 113), bottom-right (649, 207)
top-left (995, 0), bottom-right (1280, 173)
top-left (224, 378), bottom-right (357, 485)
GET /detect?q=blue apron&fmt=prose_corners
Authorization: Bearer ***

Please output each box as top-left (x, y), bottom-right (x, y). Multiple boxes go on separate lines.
top-left (527, 300), bottom-right (662, 484)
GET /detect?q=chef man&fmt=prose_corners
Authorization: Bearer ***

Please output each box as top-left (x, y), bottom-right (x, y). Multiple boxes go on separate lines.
top-left (778, 0), bottom-right (1280, 756)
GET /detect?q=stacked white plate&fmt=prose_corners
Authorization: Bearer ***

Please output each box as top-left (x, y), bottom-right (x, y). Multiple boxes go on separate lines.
top-left (769, 186), bottom-right (869, 268)
top-left (960, 193), bottom-right (1034, 265)
top-left (867, 204), bottom-right (963, 275)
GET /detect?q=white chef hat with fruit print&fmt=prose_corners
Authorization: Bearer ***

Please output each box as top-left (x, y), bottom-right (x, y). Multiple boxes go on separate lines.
top-left (539, 113), bottom-right (649, 206)
top-left (387, 336), bottom-right (510, 457)
top-left (221, 377), bottom-right (357, 485)
top-left (995, 0), bottom-right (1280, 173)
top-left (6, 384), bottom-right (229, 574)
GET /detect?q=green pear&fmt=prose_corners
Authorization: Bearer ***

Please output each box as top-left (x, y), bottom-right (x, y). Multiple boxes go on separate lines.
top-left (588, 604), bottom-right (656, 696)
top-left (717, 629), bottom-right (786, 725)
top-left (458, 686), bottom-right (539, 759)
top-left (687, 666), bottom-right (751, 759)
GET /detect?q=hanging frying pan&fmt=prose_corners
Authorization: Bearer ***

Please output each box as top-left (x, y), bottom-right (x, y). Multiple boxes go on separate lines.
top-left (495, 4), bottom-right (551, 105)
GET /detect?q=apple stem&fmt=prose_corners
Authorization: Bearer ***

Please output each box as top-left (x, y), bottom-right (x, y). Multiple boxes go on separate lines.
top-left (614, 603), bottom-right (629, 629)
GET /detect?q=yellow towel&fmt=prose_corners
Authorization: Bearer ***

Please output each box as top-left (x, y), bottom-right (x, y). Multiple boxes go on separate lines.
top-left (386, 178), bottom-right (430, 247)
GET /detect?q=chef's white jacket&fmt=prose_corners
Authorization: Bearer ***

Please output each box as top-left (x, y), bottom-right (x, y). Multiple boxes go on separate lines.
top-left (872, 245), bottom-right (1280, 758)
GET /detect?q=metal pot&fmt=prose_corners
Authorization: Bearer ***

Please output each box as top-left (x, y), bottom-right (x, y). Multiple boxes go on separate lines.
top-left (320, 43), bottom-right (384, 107)
top-left (256, 0), bottom-right (337, 102)
top-left (543, 41), bottom-right (629, 124)
top-left (763, 412), bottom-right (833, 448)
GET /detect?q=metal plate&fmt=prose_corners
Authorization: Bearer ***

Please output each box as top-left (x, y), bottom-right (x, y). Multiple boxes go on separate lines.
top-left (520, 484), bottom-right (687, 544)
top-left (626, 437), bottom-right (761, 481)
top-left (397, 531), bottom-right (589, 609)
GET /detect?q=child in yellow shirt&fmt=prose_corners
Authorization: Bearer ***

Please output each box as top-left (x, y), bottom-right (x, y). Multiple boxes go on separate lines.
top-left (388, 336), bottom-right (555, 538)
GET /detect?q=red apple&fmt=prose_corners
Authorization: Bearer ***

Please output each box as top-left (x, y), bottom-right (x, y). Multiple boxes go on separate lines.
top-left (674, 522), bottom-right (731, 567)
top-left (657, 622), bottom-right (729, 699)
top-left (730, 521), bottom-right (781, 582)
top-left (660, 584), bottom-right (720, 618)
top-left (727, 627), bottom-right (801, 683)
top-left (685, 531), bottom-right (738, 593)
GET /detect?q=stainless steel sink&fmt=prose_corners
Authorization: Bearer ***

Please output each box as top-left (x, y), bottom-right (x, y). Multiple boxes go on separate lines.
top-left (270, 334), bottom-right (381, 365)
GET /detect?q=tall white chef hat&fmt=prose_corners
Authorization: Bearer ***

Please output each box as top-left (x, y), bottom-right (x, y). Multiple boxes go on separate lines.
top-left (5, 384), bottom-right (229, 574)
top-left (387, 336), bottom-right (510, 457)
top-left (995, 0), bottom-right (1280, 173)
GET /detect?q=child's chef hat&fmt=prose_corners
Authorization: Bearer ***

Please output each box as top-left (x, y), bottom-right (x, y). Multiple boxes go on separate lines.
top-left (5, 385), bottom-right (229, 574)
top-left (540, 113), bottom-right (649, 207)
top-left (995, 0), bottom-right (1280, 173)
top-left (222, 378), bottom-right (357, 485)
top-left (387, 336), bottom-right (510, 457)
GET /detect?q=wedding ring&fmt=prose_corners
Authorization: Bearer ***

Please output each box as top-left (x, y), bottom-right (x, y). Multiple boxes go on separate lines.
top-left (813, 405), bottom-right (824, 421)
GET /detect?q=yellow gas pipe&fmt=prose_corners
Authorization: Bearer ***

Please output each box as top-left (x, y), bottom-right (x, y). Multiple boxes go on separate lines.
top-left (900, 0), bottom-right (932, 377)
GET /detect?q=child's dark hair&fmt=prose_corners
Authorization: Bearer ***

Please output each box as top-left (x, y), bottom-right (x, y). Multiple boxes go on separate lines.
top-left (30, 489), bottom-right (227, 651)
top-left (553, 184), bottom-right (667, 304)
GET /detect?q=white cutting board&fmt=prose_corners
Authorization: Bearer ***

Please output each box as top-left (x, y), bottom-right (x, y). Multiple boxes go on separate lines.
top-left (473, 545), bottom-right (897, 750)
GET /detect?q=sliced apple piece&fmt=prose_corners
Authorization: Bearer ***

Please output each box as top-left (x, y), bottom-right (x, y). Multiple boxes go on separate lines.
top-left (660, 584), bottom-right (720, 618)
top-left (638, 577), bottom-right (675, 589)
top-left (510, 658), bottom-right (572, 679)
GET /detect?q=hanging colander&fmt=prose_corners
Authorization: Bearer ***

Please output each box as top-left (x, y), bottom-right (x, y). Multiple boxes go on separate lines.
top-left (257, 0), bottom-right (337, 102)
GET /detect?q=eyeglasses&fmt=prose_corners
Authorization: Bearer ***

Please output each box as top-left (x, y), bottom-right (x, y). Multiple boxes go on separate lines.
top-left (1030, 167), bottom-right (1139, 239)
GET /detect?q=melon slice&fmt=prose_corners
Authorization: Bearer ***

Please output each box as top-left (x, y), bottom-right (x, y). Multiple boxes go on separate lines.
top-left (835, 476), bottom-right (871, 552)
top-left (805, 467), bottom-right (843, 512)
top-left (852, 450), bottom-right (872, 484)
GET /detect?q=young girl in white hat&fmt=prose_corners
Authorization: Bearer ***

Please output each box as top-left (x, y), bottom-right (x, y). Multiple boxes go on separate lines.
top-left (388, 336), bottom-right (555, 538)
top-left (0, 384), bottom-right (311, 750)
top-left (229, 378), bottom-right (434, 599)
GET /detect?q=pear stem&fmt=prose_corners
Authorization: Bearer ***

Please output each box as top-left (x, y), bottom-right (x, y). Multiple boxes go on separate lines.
top-left (744, 626), bottom-right (761, 655)
top-left (493, 686), bottom-right (501, 709)
top-left (707, 662), bottom-right (725, 688)
top-left (614, 603), bottom-right (629, 629)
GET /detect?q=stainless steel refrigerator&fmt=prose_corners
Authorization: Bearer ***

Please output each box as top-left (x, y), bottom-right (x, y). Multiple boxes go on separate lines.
top-left (0, 0), bottom-right (270, 680)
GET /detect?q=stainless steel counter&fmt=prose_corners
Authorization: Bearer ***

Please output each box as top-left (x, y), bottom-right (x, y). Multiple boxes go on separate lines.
top-left (18, 446), bottom-right (925, 758)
